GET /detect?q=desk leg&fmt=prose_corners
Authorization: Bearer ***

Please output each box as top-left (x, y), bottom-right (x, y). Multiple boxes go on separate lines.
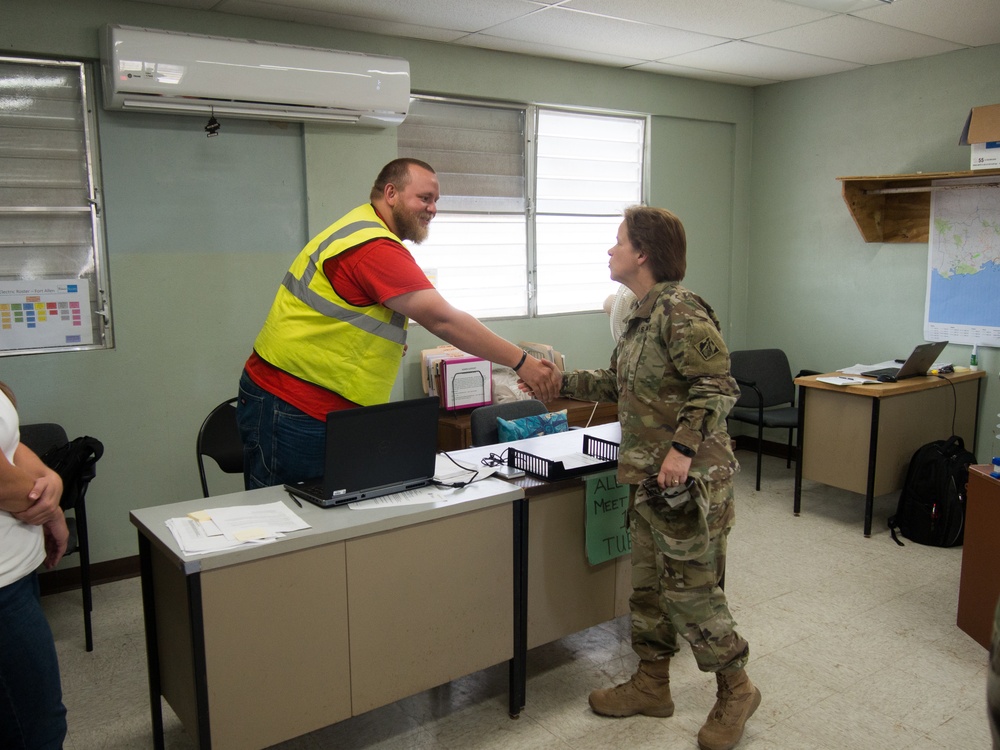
top-left (138, 533), bottom-right (165, 750)
top-left (508, 498), bottom-right (527, 718)
top-left (186, 573), bottom-right (212, 749)
top-left (793, 385), bottom-right (806, 516)
top-left (864, 399), bottom-right (881, 538)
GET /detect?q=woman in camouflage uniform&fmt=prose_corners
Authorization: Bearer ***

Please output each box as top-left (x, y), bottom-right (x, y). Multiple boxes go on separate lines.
top-left (561, 206), bottom-right (759, 750)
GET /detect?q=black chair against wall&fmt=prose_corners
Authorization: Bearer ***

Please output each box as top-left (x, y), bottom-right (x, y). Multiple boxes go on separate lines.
top-left (728, 349), bottom-right (817, 492)
top-left (19, 423), bottom-right (103, 652)
top-left (469, 399), bottom-right (548, 447)
top-left (196, 397), bottom-right (243, 497)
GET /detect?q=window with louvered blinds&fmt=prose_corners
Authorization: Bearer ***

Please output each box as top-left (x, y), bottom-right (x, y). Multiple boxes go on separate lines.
top-left (0, 57), bottom-right (112, 356)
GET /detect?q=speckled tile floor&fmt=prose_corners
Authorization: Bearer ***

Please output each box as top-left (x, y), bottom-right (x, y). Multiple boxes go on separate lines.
top-left (43, 451), bottom-right (993, 749)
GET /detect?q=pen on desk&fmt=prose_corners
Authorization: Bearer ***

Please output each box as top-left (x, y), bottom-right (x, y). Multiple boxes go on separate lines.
top-left (286, 490), bottom-right (302, 508)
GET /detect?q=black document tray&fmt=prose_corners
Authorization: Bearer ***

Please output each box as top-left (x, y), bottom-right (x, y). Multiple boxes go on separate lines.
top-left (508, 434), bottom-right (619, 480)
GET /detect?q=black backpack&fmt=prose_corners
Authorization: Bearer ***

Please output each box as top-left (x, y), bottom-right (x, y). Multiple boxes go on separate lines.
top-left (40, 436), bottom-right (104, 509)
top-left (888, 435), bottom-right (976, 547)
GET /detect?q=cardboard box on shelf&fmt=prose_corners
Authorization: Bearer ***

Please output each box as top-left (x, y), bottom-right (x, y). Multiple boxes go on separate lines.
top-left (959, 104), bottom-right (1000, 170)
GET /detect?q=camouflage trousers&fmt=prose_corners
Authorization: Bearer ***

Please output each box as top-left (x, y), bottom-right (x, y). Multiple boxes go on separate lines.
top-left (628, 477), bottom-right (749, 673)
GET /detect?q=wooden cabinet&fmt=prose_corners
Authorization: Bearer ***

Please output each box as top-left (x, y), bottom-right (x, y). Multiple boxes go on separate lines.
top-left (957, 465), bottom-right (1000, 649)
top-left (437, 397), bottom-right (618, 451)
top-left (837, 168), bottom-right (1000, 243)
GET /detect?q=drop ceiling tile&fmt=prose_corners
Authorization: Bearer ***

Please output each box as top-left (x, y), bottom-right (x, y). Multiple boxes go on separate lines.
top-left (749, 14), bottom-right (966, 65)
top-left (852, 0), bottom-right (1000, 47)
top-left (564, 0), bottom-right (833, 38)
top-left (664, 40), bottom-right (862, 80)
top-left (218, 0), bottom-right (466, 40)
top-left (456, 33), bottom-right (648, 68)
top-left (630, 59), bottom-right (780, 86)
top-left (222, 0), bottom-right (547, 34)
top-left (484, 5), bottom-right (727, 60)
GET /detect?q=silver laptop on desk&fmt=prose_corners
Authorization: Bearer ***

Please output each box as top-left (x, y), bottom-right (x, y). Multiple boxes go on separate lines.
top-left (861, 340), bottom-right (948, 381)
top-left (284, 396), bottom-right (440, 508)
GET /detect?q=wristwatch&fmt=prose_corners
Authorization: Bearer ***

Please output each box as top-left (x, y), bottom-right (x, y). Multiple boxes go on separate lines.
top-left (671, 441), bottom-right (695, 458)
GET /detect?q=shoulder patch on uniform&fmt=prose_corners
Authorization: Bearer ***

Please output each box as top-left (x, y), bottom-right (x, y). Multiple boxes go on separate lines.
top-left (696, 337), bottom-right (721, 361)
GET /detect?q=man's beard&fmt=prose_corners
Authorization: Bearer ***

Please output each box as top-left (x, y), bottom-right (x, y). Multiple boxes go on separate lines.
top-left (392, 203), bottom-right (430, 244)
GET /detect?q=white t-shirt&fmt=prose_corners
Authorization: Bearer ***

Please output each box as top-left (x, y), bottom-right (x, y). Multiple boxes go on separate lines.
top-left (0, 391), bottom-right (44, 588)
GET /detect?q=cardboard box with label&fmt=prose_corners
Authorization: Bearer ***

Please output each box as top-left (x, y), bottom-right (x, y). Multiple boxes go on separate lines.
top-left (959, 104), bottom-right (1000, 170)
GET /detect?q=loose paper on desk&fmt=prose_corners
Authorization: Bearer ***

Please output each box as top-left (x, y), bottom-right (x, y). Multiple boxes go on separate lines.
top-left (816, 376), bottom-right (876, 386)
top-left (165, 500), bottom-right (310, 555)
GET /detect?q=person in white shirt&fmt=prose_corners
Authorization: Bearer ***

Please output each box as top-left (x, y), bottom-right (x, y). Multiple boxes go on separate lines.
top-left (0, 380), bottom-right (69, 749)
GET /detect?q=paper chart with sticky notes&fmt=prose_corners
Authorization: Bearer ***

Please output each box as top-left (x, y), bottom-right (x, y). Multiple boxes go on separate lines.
top-left (166, 500), bottom-right (310, 555)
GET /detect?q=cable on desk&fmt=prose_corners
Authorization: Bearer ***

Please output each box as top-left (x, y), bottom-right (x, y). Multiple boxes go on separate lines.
top-left (433, 451), bottom-right (483, 488)
top-left (935, 374), bottom-right (958, 436)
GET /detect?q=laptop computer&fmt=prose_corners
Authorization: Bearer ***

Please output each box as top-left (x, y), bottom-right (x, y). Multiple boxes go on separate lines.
top-left (861, 340), bottom-right (949, 382)
top-left (284, 396), bottom-right (440, 508)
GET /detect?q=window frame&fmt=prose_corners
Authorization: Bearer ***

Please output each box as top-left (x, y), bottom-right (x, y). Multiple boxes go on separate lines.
top-left (0, 56), bottom-right (113, 357)
top-left (401, 93), bottom-right (648, 321)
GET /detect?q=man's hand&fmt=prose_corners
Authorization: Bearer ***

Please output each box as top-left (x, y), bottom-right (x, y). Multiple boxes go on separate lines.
top-left (12, 470), bottom-right (63, 526)
top-left (516, 357), bottom-right (562, 402)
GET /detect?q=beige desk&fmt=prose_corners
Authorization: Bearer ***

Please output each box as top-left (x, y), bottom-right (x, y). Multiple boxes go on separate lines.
top-left (793, 371), bottom-right (985, 536)
top-left (449, 422), bottom-right (631, 652)
top-left (132, 480), bottom-right (521, 750)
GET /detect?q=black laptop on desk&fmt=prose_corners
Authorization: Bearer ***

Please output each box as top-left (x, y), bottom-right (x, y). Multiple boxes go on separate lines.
top-left (284, 396), bottom-right (440, 508)
top-left (861, 340), bottom-right (949, 381)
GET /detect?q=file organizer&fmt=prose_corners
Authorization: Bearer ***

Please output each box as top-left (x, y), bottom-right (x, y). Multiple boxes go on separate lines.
top-left (508, 434), bottom-right (619, 480)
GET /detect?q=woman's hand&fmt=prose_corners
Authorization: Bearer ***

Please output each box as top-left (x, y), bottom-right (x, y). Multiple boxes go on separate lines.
top-left (12, 469), bottom-right (63, 526)
top-left (657, 448), bottom-right (692, 489)
top-left (42, 512), bottom-right (70, 569)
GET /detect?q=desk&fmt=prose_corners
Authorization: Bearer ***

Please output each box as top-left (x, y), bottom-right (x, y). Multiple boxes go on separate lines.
top-left (793, 371), bottom-right (985, 536)
top-left (132, 424), bottom-right (629, 749)
top-left (957, 465), bottom-right (1000, 648)
top-left (450, 423), bottom-right (631, 653)
top-left (437, 397), bottom-right (618, 451)
top-left (132, 479), bottom-right (521, 750)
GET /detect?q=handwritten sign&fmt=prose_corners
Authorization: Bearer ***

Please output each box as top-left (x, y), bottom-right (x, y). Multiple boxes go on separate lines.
top-left (585, 470), bottom-right (631, 565)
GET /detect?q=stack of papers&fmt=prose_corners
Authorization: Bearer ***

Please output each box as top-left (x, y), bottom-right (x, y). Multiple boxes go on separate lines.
top-left (166, 500), bottom-right (310, 556)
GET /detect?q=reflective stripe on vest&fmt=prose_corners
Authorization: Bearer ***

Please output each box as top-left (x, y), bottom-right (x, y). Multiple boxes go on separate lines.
top-left (280, 219), bottom-right (407, 344)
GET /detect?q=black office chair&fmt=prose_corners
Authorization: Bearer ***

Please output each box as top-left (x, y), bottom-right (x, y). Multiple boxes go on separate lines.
top-left (469, 399), bottom-right (548, 447)
top-left (196, 397), bottom-right (243, 497)
top-left (20, 423), bottom-right (103, 652)
top-left (728, 349), bottom-right (816, 492)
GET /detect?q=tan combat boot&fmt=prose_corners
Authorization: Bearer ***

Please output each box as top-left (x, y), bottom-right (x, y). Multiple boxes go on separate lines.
top-left (697, 669), bottom-right (761, 750)
top-left (588, 658), bottom-right (674, 717)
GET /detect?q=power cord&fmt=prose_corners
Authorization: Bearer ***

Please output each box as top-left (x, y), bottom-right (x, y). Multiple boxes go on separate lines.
top-left (934, 374), bottom-right (958, 436)
top-left (432, 451), bottom-right (482, 488)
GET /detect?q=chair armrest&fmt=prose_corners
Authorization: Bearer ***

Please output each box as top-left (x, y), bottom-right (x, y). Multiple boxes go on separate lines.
top-left (795, 369), bottom-right (822, 377)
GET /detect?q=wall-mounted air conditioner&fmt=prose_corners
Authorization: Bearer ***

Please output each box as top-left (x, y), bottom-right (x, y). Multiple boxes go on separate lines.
top-left (100, 25), bottom-right (410, 127)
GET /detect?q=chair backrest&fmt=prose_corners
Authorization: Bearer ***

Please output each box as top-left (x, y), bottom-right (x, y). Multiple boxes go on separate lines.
top-left (19, 422), bottom-right (69, 457)
top-left (470, 399), bottom-right (548, 447)
top-left (730, 349), bottom-right (795, 409)
top-left (19, 424), bottom-right (102, 507)
top-left (196, 397), bottom-right (243, 497)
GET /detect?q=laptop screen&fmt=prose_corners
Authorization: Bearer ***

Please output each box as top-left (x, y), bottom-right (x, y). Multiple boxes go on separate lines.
top-left (319, 396), bottom-right (440, 504)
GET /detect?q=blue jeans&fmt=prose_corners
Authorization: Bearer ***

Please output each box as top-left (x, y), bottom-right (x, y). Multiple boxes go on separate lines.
top-left (237, 370), bottom-right (327, 490)
top-left (0, 572), bottom-right (67, 750)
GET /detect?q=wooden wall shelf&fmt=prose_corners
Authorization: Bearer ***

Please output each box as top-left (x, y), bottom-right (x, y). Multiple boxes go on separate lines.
top-left (837, 168), bottom-right (1000, 243)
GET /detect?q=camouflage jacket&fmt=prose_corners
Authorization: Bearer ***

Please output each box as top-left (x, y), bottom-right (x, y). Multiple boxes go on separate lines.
top-left (562, 281), bottom-right (739, 485)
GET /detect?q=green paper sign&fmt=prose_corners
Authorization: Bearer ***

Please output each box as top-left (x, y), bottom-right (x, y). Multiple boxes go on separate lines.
top-left (585, 471), bottom-right (631, 565)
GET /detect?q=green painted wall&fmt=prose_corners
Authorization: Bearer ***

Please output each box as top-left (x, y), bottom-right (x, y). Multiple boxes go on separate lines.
top-left (5, 0), bottom-right (994, 567)
top-left (750, 45), bottom-right (1000, 458)
top-left (0, 0), bottom-right (752, 563)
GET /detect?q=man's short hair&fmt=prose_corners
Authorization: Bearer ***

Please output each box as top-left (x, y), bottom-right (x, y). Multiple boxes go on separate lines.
top-left (370, 158), bottom-right (436, 202)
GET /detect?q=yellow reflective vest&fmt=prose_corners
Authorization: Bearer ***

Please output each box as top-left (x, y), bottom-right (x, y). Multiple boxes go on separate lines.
top-left (253, 204), bottom-right (409, 406)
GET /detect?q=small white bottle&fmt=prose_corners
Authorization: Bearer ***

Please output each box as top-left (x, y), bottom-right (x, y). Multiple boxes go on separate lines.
top-left (970, 344), bottom-right (979, 372)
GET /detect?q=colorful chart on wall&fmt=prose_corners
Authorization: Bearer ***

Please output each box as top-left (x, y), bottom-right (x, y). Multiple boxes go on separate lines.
top-left (0, 279), bottom-right (94, 351)
top-left (924, 176), bottom-right (1000, 347)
